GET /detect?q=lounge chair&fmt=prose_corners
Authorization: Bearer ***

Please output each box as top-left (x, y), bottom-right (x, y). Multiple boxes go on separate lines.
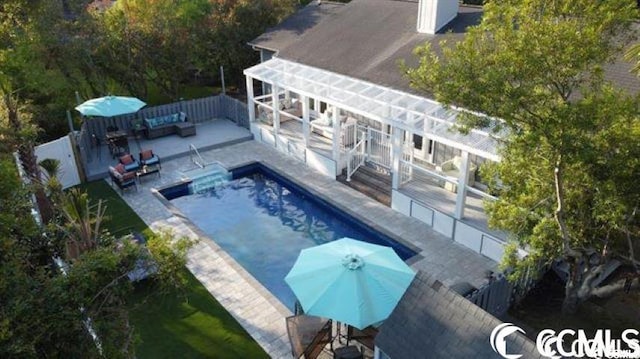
top-left (118, 153), bottom-right (140, 172)
top-left (139, 149), bottom-right (161, 169)
top-left (108, 164), bottom-right (137, 194)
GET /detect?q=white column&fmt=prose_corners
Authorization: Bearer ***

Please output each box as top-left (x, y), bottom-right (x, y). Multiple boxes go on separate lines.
top-left (271, 84), bottom-right (280, 138)
top-left (454, 150), bottom-right (471, 219)
top-left (285, 89), bottom-right (291, 103)
top-left (391, 127), bottom-right (403, 190)
top-left (314, 98), bottom-right (320, 113)
top-left (332, 106), bottom-right (340, 162)
top-left (302, 96), bottom-right (310, 148)
top-left (246, 76), bottom-right (255, 123)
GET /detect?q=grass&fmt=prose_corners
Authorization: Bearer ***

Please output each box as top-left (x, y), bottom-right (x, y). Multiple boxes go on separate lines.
top-left (75, 180), bottom-right (269, 358)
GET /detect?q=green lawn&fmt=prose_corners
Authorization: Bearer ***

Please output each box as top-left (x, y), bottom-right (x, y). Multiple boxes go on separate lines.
top-left (76, 180), bottom-right (269, 358)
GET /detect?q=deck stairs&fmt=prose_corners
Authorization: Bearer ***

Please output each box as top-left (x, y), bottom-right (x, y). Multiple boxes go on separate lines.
top-left (552, 257), bottom-right (622, 288)
top-left (338, 163), bottom-right (391, 206)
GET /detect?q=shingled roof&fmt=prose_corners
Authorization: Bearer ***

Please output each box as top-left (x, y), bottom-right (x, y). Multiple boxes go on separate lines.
top-left (375, 271), bottom-right (544, 359)
top-left (249, 0), bottom-right (640, 96)
top-left (248, 1), bottom-right (347, 53)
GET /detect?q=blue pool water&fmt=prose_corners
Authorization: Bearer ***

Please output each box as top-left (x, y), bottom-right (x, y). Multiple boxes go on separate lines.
top-left (165, 164), bottom-right (416, 310)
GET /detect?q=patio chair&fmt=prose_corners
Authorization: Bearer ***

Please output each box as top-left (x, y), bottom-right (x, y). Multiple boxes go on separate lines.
top-left (139, 149), bottom-right (161, 169)
top-left (108, 164), bottom-right (137, 194)
top-left (109, 136), bottom-right (129, 158)
top-left (286, 315), bottom-right (333, 359)
top-left (118, 153), bottom-right (140, 172)
top-left (346, 325), bottom-right (378, 351)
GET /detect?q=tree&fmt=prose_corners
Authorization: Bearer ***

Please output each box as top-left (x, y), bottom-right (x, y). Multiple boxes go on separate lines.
top-left (406, 0), bottom-right (640, 313)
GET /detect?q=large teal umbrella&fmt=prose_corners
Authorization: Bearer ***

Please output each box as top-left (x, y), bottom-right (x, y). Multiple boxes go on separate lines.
top-left (285, 238), bottom-right (416, 330)
top-left (75, 95), bottom-right (146, 117)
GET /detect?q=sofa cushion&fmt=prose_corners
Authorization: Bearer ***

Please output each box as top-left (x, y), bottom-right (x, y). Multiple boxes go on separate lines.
top-left (144, 118), bottom-right (157, 128)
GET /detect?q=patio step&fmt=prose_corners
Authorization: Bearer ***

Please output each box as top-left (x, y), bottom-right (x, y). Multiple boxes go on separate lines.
top-left (338, 165), bottom-right (391, 206)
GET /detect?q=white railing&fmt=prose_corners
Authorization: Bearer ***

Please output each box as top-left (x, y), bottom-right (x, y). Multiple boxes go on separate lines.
top-left (399, 159), bottom-right (497, 200)
top-left (400, 145), bottom-right (414, 185)
top-left (366, 127), bottom-right (391, 169)
top-left (346, 136), bottom-right (366, 182)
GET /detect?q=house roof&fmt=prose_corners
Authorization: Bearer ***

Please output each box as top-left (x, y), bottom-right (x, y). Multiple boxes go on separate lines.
top-left (250, 0), bottom-right (640, 96)
top-left (250, 0), bottom-right (481, 95)
top-left (375, 271), bottom-right (544, 359)
top-left (248, 1), bottom-right (347, 53)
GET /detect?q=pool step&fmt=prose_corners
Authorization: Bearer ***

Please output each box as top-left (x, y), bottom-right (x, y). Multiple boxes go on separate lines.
top-left (181, 163), bottom-right (232, 193)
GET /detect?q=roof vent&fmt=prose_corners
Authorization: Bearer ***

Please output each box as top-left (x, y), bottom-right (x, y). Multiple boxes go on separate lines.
top-left (417, 0), bottom-right (459, 34)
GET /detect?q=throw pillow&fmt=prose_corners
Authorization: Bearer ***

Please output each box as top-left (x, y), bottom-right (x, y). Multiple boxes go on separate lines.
top-left (282, 98), bottom-right (292, 109)
top-left (120, 154), bottom-right (133, 165)
top-left (141, 150), bottom-right (153, 160)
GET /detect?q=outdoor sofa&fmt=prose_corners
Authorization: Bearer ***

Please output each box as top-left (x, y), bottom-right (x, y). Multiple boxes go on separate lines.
top-left (257, 99), bottom-right (302, 125)
top-left (310, 109), bottom-right (357, 146)
top-left (143, 111), bottom-right (195, 139)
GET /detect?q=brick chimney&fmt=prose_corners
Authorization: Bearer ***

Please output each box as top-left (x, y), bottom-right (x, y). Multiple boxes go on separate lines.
top-left (417, 0), bottom-right (459, 34)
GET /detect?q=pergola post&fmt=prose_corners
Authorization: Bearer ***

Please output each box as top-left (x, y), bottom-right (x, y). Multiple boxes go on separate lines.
top-left (332, 106), bottom-right (340, 162)
top-left (454, 150), bottom-right (470, 219)
top-left (314, 98), bottom-right (320, 113)
top-left (246, 76), bottom-right (255, 123)
top-left (271, 84), bottom-right (281, 140)
top-left (302, 95), bottom-right (310, 148)
top-left (391, 127), bottom-right (403, 190)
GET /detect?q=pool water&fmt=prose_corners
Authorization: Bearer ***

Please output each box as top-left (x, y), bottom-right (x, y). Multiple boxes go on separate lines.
top-left (167, 165), bottom-right (416, 310)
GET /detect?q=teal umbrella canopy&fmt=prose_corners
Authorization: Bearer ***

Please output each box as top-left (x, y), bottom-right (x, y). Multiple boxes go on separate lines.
top-left (75, 96), bottom-right (146, 117)
top-left (285, 238), bottom-right (416, 330)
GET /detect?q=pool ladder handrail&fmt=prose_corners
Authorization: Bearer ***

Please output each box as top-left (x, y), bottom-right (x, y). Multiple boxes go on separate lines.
top-left (189, 144), bottom-right (228, 170)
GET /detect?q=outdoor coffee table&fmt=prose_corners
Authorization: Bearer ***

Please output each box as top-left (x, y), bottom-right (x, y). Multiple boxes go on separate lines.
top-left (136, 165), bottom-right (160, 183)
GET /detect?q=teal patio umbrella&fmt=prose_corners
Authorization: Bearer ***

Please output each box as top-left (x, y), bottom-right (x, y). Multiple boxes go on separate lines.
top-left (285, 238), bottom-right (416, 330)
top-left (75, 95), bottom-right (146, 117)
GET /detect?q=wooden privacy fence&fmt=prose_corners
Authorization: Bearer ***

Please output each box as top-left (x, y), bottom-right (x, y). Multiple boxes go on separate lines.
top-left (465, 265), bottom-right (544, 318)
top-left (76, 94), bottom-right (249, 165)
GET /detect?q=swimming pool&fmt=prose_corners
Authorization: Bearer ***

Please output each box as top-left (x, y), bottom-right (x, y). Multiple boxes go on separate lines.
top-left (161, 163), bottom-right (417, 310)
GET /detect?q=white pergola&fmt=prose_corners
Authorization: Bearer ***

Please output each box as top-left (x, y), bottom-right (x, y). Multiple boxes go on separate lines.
top-left (244, 58), bottom-right (503, 219)
top-left (244, 58), bottom-right (502, 161)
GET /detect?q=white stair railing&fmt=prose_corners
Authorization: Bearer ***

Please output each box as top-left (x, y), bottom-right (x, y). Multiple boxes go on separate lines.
top-left (189, 144), bottom-right (206, 168)
top-left (346, 134), bottom-right (367, 182)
